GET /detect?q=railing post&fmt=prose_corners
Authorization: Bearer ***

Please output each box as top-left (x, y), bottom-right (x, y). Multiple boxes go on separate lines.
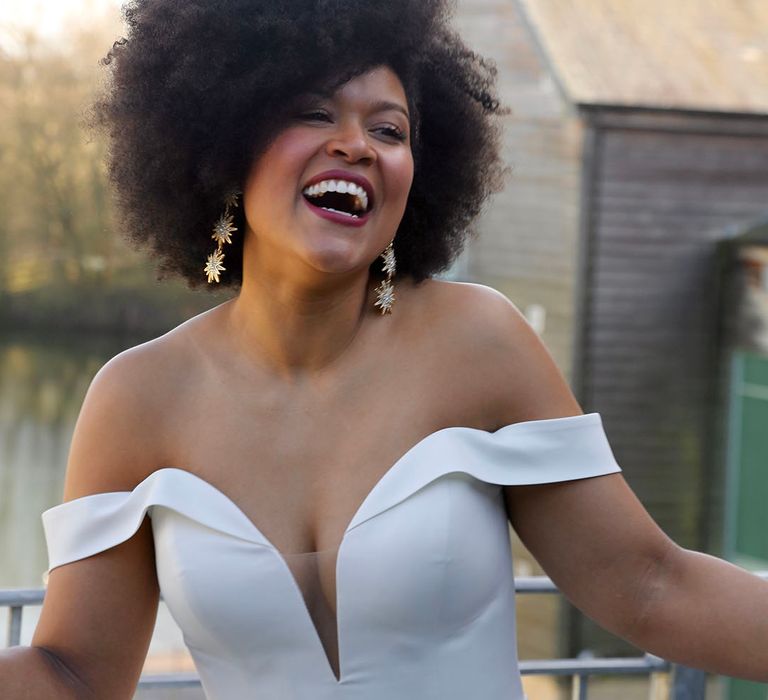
top-left (572, 649), bottom-right (593, 700)
top-left (645, 653), bottom-right (670, 700)
top-left (671, 665), bottom-right (707, 700)
top-left (7, 605), bottom-right (23, 647)
top-left (571, 673), bottom-right (590, 700)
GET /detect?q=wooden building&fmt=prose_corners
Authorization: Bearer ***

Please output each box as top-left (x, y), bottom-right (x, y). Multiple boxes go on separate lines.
top-left (452, 0), bottom-right (768, 656)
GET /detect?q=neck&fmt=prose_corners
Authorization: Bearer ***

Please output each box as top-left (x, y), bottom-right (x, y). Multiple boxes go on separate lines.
top-left (225, 268), bottom-right (378, 382)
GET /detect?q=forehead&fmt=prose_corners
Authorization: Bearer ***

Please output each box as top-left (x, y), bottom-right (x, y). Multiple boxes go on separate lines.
top-left (310, 66), bottom-right (409, 113)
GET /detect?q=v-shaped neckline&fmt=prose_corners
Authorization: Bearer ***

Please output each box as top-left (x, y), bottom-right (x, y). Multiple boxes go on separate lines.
top-left (147, 414), bottom-right (596, 556)
top-left (153, 424), bottom-right (470, 685)
top-left (156, 423), bottom-right (467, 556)
top-left (153, 422), bottom-right (525, 685)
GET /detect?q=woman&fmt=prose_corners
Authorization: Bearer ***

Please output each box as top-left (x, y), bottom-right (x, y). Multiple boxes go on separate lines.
top-left (2, 0), bottom-right (767, 697)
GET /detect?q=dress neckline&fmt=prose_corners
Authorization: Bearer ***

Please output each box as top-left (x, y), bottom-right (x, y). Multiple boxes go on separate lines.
top-left (44, 411), bottom-right (607, 686)
top-left (105, 412), bottom-right (596, 558)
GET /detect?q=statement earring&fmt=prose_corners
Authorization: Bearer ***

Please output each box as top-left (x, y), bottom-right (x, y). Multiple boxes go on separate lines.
top-left (373, 239), bottom-right (396, 315)
top-left (204, 190), bottom-right (240, 284)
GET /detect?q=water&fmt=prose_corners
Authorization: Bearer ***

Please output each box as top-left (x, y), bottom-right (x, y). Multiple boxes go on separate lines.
top-left (0, 331), bottom-right (204, 698)
top-left (0, 331), bottom-right (130, 589)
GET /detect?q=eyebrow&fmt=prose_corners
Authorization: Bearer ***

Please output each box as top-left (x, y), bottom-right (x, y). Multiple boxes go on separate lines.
top-left (370, 100), bottom-right (410, 121)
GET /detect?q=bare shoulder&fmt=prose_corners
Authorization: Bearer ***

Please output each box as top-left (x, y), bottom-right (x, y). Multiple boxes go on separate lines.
top-left (63, 314), bottom-right (207, 501)
top-left (410, 278), bottom-right (582, 426)
top-left (409, 277), bottom-right (523, 325)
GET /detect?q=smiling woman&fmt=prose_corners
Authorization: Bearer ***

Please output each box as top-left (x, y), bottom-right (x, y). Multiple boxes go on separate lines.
top-left (238, 67), bottom-right (414, 301)
top-left (82, 0), bottom-right (506, 292)
top-left (2, 0), bottom-right (768, 699)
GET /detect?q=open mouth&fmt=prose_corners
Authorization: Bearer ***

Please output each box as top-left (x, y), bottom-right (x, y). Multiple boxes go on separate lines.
top-left (301, 179), bottom-right (373, 220)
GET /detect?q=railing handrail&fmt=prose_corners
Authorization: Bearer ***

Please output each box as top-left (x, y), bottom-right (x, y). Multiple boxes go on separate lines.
top-left (3, 572), bottom-right (767, 696)
top-left (0, 590), bottom-right (45, 607)
top-left (4, 571), bottom-right (767, 605)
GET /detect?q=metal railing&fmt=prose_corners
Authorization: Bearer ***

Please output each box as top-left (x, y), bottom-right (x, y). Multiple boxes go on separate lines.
top-left (3, 573), bottom-right (767, 698)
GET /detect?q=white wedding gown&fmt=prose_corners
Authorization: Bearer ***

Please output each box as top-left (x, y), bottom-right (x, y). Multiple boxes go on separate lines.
top-left (43, 413), bottom-right (621, 699)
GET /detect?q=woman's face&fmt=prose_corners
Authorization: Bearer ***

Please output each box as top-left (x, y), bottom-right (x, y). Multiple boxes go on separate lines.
top-left (242, 65), bottom-right (414, 281)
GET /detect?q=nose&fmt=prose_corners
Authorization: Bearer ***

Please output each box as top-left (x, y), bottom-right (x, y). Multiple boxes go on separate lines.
top-left (325, 120), bottom-right (376, 164)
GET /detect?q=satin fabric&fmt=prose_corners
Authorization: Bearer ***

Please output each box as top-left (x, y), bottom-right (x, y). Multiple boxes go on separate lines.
top-left (43, 412), bottom-right (621, 699)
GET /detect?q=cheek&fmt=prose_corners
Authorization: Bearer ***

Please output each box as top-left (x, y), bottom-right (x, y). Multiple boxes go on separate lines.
top-left (244, 130), bottom-right (315, 204)
top-left (395, 155), bottom-right (414, 207)
top-left (266, 129), bottom-right (316, 168)
top-left (386, 152), bottom-right (415, 205)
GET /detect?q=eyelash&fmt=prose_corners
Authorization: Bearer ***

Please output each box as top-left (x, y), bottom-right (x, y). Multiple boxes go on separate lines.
top-left (299, 111), bottom-right (407, 142)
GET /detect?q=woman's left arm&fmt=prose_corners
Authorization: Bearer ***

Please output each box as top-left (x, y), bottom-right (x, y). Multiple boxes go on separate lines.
top-left (505, 473), bottom-right (768, 682)
top-left (466, 285), bottom-right (768, 681)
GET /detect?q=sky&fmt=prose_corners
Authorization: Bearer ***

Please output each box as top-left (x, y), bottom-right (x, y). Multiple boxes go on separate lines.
top-left (0, 0), bottom-right (123, 53)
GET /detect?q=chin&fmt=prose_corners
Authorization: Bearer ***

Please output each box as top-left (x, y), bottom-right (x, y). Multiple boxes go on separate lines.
top-left (301, 249), bottom-right (368, 277)
top-left (297, 235), bottom-right (365, 267)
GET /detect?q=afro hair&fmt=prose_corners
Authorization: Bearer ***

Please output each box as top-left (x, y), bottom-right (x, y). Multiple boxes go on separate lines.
top-left (87, 0), bottom-right (508, 289)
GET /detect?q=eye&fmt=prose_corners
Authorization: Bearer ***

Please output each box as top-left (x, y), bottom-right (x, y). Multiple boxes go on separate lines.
top-left (299, 110), bottom-right (331, 122)
top-left (374, 125), bottom-right (408, 142)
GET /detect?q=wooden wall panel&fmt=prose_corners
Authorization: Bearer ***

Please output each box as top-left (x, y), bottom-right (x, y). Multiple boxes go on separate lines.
top-left (582, 116), bottom-right (768, 549)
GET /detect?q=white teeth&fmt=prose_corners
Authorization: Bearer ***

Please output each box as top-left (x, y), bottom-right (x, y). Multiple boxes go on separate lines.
top-left (302, 178), bottom-right (371, 213)
top-left (322, 207), bottom-right (357, 218)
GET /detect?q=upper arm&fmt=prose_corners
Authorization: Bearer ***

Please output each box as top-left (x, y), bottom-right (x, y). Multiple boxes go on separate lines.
top-left (505, 474), bottom-right (678, 643)
top-left (457, 282), bottom-right (678, 641)
top-left (32, 343), bottom-right (172, 698)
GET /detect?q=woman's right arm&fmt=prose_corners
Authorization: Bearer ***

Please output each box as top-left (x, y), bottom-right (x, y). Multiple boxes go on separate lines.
top-left (0, 514), bottom-right (158, 699)
top-left (0, 345), bottom-right (171, 698)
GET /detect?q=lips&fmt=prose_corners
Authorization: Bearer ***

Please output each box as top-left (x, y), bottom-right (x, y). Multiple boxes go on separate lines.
top-left (302, 198), bottom-right (371, 227)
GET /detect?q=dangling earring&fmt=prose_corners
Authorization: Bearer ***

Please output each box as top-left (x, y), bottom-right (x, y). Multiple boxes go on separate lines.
top-left (373, 239), bottom-right (396, 315)
top-left (204, 189), bottom-right (240, 284)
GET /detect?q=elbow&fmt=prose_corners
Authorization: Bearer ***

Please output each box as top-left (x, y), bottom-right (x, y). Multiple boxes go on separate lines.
top-left (621, 538), bottom-right (682, 648)
top-left (34, 646), bottom-right (98, 700)
top-left (0, 645), bottom-right (95, 700)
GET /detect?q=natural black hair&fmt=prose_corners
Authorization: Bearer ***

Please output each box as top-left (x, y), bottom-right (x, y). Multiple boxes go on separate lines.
top-left (87, 0), bottom-right (508, 289)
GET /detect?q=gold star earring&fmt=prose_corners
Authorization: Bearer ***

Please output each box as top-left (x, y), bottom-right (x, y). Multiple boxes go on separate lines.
top-left (373, 239), bottom-right (396, 314)
top-left (204, 189), bottom-right (240, 284)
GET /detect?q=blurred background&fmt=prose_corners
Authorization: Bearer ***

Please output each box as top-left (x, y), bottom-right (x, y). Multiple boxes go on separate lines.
top-left (0, 1), bottom-right (766, 699)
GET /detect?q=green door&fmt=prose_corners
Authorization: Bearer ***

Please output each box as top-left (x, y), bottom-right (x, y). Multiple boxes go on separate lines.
top-left (725, 350), bottom-right (768, 700)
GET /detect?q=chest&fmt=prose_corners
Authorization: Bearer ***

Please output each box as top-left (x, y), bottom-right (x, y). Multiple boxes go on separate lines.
top-left (155, 352), bottom-right (506, 683)
top-left (163, 354), bottom-right (497, 556)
